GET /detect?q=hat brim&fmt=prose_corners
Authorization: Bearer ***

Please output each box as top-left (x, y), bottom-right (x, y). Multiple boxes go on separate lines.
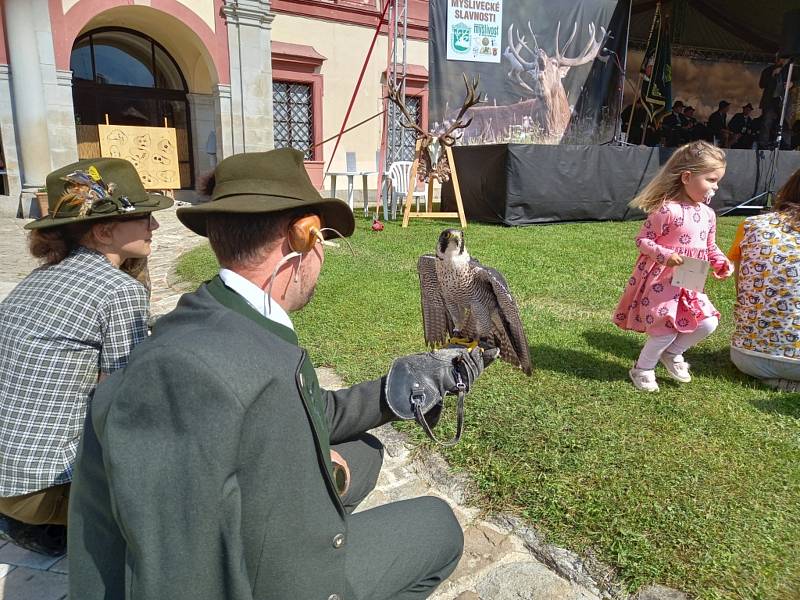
top-left (176, 194), bottom-right (356, 239)
top-left (24, 193), bottom-right (173, 230)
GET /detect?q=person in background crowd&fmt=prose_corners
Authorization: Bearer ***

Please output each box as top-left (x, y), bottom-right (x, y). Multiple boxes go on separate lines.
top-left (682, 106), bottom-right (706, 142)
top-left (728, 103), bottom-right (756, 149)
top-left (661, 100), bottom-right (690, 147)
top-left (707, 101), bottom-right (731, 147)
top-left (0, 158), bottom-right (171, 556)
top-left (758, 54), bottom-right (800, 149)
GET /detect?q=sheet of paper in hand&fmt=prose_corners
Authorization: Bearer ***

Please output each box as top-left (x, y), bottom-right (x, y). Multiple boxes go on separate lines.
top-left (671, 256), bottom-right (710, 292)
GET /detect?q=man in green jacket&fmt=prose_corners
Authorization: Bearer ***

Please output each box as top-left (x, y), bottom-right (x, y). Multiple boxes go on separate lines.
top-left (68, 148), bottom-right (493, 599)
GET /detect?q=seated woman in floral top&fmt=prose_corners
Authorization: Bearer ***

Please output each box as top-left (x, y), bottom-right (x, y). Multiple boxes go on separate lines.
top-left (727, 168), bottom-right (800, 391)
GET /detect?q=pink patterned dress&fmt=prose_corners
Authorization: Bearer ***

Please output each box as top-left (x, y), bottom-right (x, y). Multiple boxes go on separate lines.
top-left (613, 201), bottom-right (731, 336)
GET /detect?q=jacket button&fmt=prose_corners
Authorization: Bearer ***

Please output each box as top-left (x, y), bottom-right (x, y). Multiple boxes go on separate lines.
top-left (332, 533), bottom-right (345, 548)
top-left (328, 595), bottom-right (340, 600)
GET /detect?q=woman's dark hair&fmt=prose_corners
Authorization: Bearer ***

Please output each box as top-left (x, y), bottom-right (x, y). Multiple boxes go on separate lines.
top-left (28, 217), bottom-right (153, 295)
top-left (774, 168), bottom-right (800, 229)
top-left (28, 221), bottom-right (97, 265)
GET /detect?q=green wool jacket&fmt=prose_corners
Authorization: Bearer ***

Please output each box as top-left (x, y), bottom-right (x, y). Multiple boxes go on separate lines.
top-left (68, 276), bottom-right (394, 599)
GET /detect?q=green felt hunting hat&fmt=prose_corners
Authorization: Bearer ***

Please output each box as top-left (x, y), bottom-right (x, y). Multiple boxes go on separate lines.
top-left (25, 158), bottom-right (173, 230)
top-left (176, 148), bottom-right (354, 238)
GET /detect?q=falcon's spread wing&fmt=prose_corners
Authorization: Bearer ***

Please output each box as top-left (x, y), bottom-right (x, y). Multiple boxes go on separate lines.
top-left (473, 260), bottom-right (532, 375)
top-left (417, 255), bottom-right (452, 347)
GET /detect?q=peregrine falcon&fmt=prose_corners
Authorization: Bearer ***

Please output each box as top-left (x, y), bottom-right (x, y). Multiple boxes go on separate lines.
top-left (418, 229), bottom-right (532, 375)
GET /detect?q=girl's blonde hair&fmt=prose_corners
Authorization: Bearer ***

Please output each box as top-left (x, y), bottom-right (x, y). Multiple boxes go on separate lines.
top-left (629, 141), bottom-right (726, 214)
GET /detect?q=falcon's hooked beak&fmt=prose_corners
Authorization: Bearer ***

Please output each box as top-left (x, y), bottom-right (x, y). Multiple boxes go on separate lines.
top-left (437, 228), bottom-right (465, 258)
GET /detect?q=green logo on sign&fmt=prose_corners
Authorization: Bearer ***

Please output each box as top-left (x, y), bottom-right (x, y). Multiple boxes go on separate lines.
top-left (451, 23), bottom-right (470, 54)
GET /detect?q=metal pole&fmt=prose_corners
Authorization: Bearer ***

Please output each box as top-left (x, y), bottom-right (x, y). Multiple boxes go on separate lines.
top-left (388, 0), bottom-right (397, 169)
top-left (775, 61), bottom-right (795, 149)
top-left (615, 0), bottom-right (633, 144)
top-left (401, 0), bottom-right (408, 104)
top-left (384, 0), bottom-right (398, 218)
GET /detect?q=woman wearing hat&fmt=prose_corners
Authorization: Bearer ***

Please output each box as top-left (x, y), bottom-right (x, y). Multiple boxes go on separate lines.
top-left (0, 158), bottom-right (171, 554)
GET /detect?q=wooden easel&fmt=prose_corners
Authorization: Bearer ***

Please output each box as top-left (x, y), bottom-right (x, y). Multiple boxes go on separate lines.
top-left (401, 139), bottom-right (467, 228)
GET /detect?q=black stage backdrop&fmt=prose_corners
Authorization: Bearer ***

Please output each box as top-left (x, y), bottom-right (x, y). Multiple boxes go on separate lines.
top-left (429, 0), bottom-right (622, 145)
top-left (441, 145), bottom-right (800, 224)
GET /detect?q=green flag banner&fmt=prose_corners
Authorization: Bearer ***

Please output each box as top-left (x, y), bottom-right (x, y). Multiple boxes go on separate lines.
top-left (640, 3), bottom-right (672, 119)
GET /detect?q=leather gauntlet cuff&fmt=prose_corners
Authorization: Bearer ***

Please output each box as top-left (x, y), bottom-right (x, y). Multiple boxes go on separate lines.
top-left (384, 347), bottom-right (497, 445)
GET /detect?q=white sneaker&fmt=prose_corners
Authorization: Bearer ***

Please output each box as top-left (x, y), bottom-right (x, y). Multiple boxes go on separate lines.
top-left (659, 353), bottom-right (692, 383)
top-left (629, 367), bottom-right (659, 392)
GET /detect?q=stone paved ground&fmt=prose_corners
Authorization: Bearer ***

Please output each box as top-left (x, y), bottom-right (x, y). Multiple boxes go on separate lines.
top-left (0, 207), bottom-right (678, 600)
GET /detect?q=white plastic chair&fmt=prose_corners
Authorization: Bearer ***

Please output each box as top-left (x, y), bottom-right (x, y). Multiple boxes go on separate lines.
top-left (387, 161), bottom-right (426, 219)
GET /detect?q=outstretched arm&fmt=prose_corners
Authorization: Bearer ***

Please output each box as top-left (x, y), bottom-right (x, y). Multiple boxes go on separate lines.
top-left (323, 377), bottom-right (394, 444)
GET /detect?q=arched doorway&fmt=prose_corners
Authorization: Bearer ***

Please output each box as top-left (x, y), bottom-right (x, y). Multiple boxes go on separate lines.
top-left (70, 27), bottom-right (194, 188)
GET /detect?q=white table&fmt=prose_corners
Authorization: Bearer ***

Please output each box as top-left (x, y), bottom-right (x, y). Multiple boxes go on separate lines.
top-left (328, 171), bottom-right (376, 215)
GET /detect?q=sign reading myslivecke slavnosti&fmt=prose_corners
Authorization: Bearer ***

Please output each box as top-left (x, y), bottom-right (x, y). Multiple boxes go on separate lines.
top-left (446, 0), bottom-right (503, 63)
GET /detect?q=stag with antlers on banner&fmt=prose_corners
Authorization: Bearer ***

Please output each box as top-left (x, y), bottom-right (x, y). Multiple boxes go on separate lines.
top-left (505, 20), bottom-right (606, 142)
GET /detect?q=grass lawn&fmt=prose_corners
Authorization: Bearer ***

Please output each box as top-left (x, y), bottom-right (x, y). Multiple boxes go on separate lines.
top-left (177, 215), bottom-right (799, 599)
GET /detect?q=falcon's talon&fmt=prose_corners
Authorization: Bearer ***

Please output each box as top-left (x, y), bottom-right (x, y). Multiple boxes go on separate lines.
top-left (448, 337), bottom-right (478, 349)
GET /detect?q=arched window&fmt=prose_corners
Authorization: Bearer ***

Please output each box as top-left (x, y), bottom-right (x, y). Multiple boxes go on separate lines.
top-left (71, 28), bottom-right (193, 188)
top-left (71, 29), bottom-right (186, 91)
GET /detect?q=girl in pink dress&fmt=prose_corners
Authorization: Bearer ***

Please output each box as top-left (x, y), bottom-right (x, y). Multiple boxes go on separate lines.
top-left (613, 141), bottom-right (733, 391)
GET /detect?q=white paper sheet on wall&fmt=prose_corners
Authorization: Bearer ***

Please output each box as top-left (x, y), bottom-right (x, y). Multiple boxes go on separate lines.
top-left (671, 256), bottom-right (710, 292)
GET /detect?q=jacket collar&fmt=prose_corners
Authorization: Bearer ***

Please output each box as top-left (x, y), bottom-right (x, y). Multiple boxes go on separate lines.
top-left (205, 275), bottom-right (299, 346)
top-left (218, 268), bottom-right (294, 332)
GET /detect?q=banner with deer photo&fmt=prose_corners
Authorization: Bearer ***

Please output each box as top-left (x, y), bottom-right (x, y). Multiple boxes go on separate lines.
top-left (430, 0), bottom-right (625, 145)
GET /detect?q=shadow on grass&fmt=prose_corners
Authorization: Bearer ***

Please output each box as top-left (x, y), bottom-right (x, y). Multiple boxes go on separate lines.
top-left (748, 394), bottom-right (800, 418)
top-left (531, 343), bottom-right (628, 382)
top-left (580, 328), bottom-right (756, 382)
top-left (580, 328), bottom-right (641, 362)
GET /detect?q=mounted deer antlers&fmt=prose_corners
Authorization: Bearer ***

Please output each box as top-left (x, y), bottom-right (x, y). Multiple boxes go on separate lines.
top-left (505, 20), bottom-right (606, 141)
top-left (387, 74), bottom-right (482, 182)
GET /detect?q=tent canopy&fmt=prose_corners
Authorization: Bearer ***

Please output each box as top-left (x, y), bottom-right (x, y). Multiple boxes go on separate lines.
top-left (629, 0), bottom-right (794, 61)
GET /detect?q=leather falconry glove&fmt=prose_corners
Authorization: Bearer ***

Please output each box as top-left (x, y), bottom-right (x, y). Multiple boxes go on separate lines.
top-left (385, 346), bottom-right (499, 446)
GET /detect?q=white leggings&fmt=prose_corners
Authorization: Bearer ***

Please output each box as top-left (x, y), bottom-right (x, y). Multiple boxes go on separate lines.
top-left (636, 316), bottom-right (719, 370)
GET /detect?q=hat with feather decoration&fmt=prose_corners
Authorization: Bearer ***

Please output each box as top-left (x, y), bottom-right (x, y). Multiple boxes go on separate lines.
top-left (25, 158), bottom-right (173, 230)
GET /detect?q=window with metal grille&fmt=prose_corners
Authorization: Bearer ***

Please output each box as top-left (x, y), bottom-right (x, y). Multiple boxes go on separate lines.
top-left (388, 95), bottom-right (421, 164)
top-left (273, 81), bottom-right (314, 160)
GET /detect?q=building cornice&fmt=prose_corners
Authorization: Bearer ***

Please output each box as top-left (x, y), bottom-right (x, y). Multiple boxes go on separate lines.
top-left (270, 0), bottom-right (428, 40)
top-left (56, 70), bottom-right (73, 87)
top-left (215, 83), bottom-right (233, 99)
top-left (222, 0), bottom-right (276, 28)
